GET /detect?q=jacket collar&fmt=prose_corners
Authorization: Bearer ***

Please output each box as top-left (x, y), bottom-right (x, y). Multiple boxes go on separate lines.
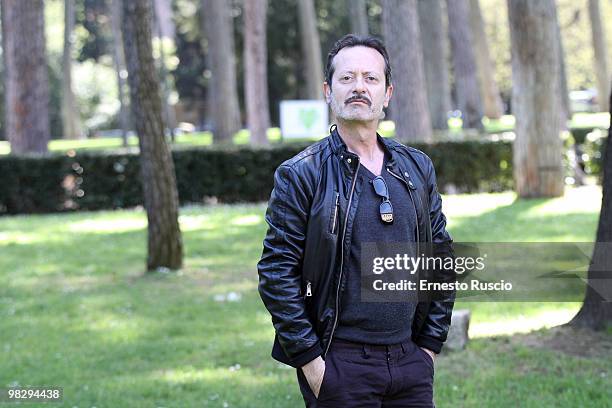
top-left (329, 123), bottom-right (397, 161)
top-left (329, 124), bottom-right (412, 182)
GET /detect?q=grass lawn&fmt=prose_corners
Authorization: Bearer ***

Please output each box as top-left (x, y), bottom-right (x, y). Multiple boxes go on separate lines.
top-left (1, 185), bottom-right (610, 407)
top-left (0, 113), bottom-right (609, 155)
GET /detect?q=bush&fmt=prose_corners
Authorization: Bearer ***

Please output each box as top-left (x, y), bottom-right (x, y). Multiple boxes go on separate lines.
top-left (0, 155), bottom-right (68, 214)
top-left (413, 140), bottom-right (513, 193)
top-left (570, 127), bottom-right (594, 145)
top-left (0, 139), bottom-right (514, 215)
top-left (581, 129), bottom-right (607, 181)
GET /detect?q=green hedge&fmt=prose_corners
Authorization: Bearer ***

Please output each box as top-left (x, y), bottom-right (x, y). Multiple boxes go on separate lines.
top-left (417, 140), bottom-right (512, 193)
top-left (1, 140), bottom-right (514, 215)
top-left (579, 130), bottom-right (606, 180)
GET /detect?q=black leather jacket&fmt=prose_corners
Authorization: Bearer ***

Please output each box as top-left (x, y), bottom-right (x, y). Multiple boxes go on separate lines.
top-left (257, 127), bottom-right (456, 368)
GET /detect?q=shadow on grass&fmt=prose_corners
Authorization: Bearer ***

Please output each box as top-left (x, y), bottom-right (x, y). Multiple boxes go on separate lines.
top-left (1, 280), bottom-right (303, 407)
top-left (449, 195), bottom-right (599, 242)
top-left (435, 326), bottom-right (611, 407)
top-left (0, 193), bottom-right (605, 407)
top-left (0, 217), bottom-right (266, 284)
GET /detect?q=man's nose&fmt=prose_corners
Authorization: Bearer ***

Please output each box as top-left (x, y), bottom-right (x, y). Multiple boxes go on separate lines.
top-left (353, 75), bottom-right (366, 93)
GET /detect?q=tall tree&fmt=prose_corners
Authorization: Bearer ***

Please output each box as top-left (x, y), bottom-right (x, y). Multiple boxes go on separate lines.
top-left (587, 0), bottom-right (610, 112)
top-left (469, 0), bottom-right (504, 119)
top-left (202, 0), bottom-right (241, 143)
top-left (446, 0), bottom-right (483, 130)
top-left (418, 0), bottom-right (451, 130)
top-left (62, 0), bottom-right (83, 139)
top-left (109, 0), bottom-right (130, 146)
top-left (348, 0), bottom-right (369, 36)
top-left (122, 0), bottom-right (183, 270)
top-left (507, 0), bottom-right (563, 198)
top-left (297, 0), bottom-right (324, 99)
top-left (553, 3), bottom-right (571, 128)
top-left (569, 87), bottom-right (612, 330)
top-left (153, 0), bottom-right (175, 39)
top-left (382, 0), bottom-right (432, 142)
top-left (244, 0), bottom-right (270, 146)
top-left (1, 0), bottom-right (50, 154)
top-left (152, 0), bottom-right (177, 142)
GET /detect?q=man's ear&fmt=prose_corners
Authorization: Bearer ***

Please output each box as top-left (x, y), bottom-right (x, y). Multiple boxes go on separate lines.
top-left (383, 84), bottom-right (393, 108)
top-left (323, 82), bottom-right (332, 104)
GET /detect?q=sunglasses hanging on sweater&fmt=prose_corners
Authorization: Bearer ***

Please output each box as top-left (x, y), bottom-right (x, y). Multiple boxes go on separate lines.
top-left (371, 176), bottom-right (394, 224)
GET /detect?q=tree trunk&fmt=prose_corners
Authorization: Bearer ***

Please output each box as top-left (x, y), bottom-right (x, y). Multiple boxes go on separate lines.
top-left (382, 0), bottom-right (432, 142)
top-left (153, 0), bottom-right (175, 40)
top-left (122, 0), bottom-right (183, 271)
top-left (109, 0), bottom-right (130, 146)
top-left (62, 0), bottom-right (83, 139)
top-left (202, 0), bottom-right (241, 143)
top-left (507, 0), bottom-right (563, 198)
top-left (469, 0), bottom-right (503, 119)
top-left (152, 0), bottom-right (177, 142)
top-left (297, 0), bottom-right (324, 100)
top-left (554, 4), bottom-right (571, 129)
top-left (588, 0), bottom-right (610, 112)
top-left (569, 87), bottom-right (612, 330)
top-left (1, 0), bottom-right (50, 154)
top-left (244, 0), bottom-right (270, 146)
top-left (349, 0), bottom-right (369, 36)
top-left (446, 0), bottom-right (483, 130)
top-left (417, 0), bottom-right (451, 130)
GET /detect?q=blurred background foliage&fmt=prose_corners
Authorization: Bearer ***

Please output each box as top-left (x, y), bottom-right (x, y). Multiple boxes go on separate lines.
top-left (24, 0), bottom-right (612, 140)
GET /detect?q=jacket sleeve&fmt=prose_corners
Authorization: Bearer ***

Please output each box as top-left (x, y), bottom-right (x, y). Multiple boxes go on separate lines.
top-left (257, 164), bottom-right (323, 368)
top-left (413, 157), bottom-right (457, 354)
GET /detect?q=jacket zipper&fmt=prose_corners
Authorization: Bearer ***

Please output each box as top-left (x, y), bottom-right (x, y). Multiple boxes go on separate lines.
top-left (324, 159), bottom-right (360, 358)
top-left (305, 281), bottom-right (312, 297)
top-left (330, 192), bottom-right (340, 234)
top-left (386, 167), bottom-right (421, 257)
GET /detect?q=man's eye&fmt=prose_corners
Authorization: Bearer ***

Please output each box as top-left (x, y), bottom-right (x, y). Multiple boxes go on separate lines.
top-left (342, 76), bottom-right (351, 81)
top-left (367, 76), bottom-right (377, 81)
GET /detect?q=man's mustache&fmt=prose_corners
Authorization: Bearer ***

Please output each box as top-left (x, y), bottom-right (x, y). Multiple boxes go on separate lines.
top-left (345, 95), bottom-right (371, 106)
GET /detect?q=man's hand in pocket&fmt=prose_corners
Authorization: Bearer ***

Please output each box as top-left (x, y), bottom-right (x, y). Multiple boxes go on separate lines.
top-left (420, 347), bottom-right (435, 363)
top-left (301, 356), bottom-right (326, 398)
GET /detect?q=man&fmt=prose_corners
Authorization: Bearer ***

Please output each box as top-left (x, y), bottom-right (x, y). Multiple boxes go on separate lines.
top-left (257, 34), bottom-right (455, 407)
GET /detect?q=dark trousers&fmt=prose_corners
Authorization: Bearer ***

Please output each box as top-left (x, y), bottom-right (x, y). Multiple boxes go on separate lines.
top-left (296, 338), bottom-right (435, 407)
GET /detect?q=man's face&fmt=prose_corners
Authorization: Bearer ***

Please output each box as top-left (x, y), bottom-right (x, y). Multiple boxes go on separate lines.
top-left (324, 46), bottom-right (393, 123)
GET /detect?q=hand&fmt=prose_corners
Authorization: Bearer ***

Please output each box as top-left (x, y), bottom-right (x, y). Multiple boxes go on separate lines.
top-left (301, 356), bottom-right (326, 398)
top-left (420, 347), bottom-right (435, 363)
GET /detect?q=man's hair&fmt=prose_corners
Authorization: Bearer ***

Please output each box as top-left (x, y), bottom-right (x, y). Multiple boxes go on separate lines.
top-left (325, 34), bottom-right (392, 88)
